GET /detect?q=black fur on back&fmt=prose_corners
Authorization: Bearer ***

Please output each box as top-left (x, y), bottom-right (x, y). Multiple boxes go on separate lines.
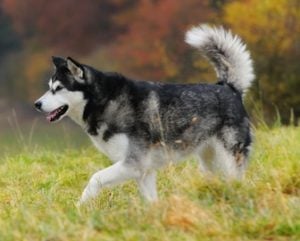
top-left (52, 59), bottom-right (251, 159)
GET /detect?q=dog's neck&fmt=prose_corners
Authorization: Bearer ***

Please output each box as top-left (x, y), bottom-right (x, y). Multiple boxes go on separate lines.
top-left (67, 100), bottom-right (87, 128)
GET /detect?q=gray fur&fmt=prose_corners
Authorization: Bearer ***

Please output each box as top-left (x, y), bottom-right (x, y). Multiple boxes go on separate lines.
top-left (35, 24), bottom-right (255, 204)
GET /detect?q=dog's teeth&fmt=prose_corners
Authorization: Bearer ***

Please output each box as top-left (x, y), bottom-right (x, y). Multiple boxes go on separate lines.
top-left (46, 105), bottom-right (67, 122)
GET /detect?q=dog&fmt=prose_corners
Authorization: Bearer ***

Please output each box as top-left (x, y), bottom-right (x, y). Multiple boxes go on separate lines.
top-left (35, 24), bottom-right (254, 204)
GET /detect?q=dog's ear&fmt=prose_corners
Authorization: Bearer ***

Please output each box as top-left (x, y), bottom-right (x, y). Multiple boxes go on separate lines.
top-left (67, 57), bottom-right (84, 79)
top-left (52, 56), bottom-right (66, 68)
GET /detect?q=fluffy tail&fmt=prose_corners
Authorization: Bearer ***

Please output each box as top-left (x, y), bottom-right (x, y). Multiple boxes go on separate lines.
top-left (185, 24), bottom-right (254, 95)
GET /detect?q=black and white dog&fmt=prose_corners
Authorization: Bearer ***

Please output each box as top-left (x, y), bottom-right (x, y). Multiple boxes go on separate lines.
top-left (35, 25), bottom-right (254, 204)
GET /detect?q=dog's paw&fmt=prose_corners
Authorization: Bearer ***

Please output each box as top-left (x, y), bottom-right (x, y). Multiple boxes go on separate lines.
top-left (78, 189), bottom-right (91, 206)
top-left (78, 182), bottom-right (99, 206)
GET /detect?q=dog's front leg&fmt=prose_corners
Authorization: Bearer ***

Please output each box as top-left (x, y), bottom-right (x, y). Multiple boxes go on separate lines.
top-left (79, 161), bottom-right (141, 205)
top-left (137, 171), bottom-right (158, 202)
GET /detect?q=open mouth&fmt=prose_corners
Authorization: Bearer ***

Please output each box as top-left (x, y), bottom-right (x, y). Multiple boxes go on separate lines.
top-left (46, 105), bottom-right (69, 122)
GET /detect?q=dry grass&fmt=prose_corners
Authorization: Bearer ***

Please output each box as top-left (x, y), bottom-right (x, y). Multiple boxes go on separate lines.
top-left (0, 126), bottom-right (299, 240)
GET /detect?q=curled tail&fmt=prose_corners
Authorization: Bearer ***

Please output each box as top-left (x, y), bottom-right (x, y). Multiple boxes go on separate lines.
top-left (185, 24), bottom-right (254, 95)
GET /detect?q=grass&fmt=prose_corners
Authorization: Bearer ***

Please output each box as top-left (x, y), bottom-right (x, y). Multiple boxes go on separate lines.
top-left (0, 126), bottom-right (299, 241)
top-left (0, 118), bottom-right (89, 156)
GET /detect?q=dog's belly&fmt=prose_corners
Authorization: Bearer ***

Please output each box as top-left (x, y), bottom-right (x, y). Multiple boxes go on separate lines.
top-left (89, 124), bottom-right (129, 163)
top-left (88, 124), bottom-right (204, 169)
top-left (145, 145), bottom-right (195, 169)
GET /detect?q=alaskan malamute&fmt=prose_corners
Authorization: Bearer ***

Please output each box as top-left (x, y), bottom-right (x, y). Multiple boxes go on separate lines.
top-left (35, 24), bottom-right (254, 204)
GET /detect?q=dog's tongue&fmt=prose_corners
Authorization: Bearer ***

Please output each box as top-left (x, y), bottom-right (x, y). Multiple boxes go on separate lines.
top-left (46, 109), bottom-right (59, 121)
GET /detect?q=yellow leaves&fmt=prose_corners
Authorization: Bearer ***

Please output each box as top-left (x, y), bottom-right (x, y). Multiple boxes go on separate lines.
top-left (191, 59), bottom-right (215, 83)
top-left (224, 0), bottom-right (300, 55)
top-left (156, 42), bottom-right (178, 78)
top-left (23, 50), bottom-right (50, 100)
top-left (24, 52), bottom-right (49, 83)
top-left (223, 1), bottom-right (259, 44)
top-left (223, 0), bottom-right (300, 123)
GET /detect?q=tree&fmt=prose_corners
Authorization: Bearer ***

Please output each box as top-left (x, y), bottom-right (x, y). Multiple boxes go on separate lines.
top-left (0, 8), bottom-right (20, 57)
top-left (112, 0), bottom-right (215, 81)
top-left (2, 0), bottom-right (134, 55)
top-left (223, 0), bottom-right (300, 123)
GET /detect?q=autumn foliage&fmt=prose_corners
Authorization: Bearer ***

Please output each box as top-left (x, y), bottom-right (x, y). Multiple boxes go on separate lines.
top-left (2, 0), bottom-right (133, 53)
top-left (223, 0), bottom-right (300, 123)
top-left (0, 0), bottom-right (299, 123)
top-left (112, 0), bottom-right (214, 80)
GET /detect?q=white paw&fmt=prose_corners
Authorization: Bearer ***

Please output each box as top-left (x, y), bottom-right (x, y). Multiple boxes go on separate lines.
top-left (78, 182), bottom-right (99, 205)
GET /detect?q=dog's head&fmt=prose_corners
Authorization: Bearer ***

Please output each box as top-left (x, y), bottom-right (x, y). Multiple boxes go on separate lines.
top-left (34, 56), bottom-right (88, 123)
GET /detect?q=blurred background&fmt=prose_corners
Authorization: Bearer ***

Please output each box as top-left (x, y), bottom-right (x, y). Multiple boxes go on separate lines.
top-left (0, 0), bottom-right (299, 154)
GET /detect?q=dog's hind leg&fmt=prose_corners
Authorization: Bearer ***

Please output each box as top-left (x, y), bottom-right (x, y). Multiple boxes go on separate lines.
top-left (211, 139), bottom-right (241, 179)
top-left (198, 137), bottom-right (246, 179)
top-left (137, 170), bottom-right (158, 202)
top-left (79, 161), bottom-right (142, 205)
top-left (198, 142), bottom-right (215, 176)
top-left (216, 124), bottom-right (252, 179)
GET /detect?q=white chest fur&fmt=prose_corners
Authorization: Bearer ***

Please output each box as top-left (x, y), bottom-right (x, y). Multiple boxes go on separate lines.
top-left (89, 124), bottom-right (129, 163)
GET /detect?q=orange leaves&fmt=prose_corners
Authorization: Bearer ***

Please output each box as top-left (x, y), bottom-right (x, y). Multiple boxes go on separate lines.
top-left (113, 0), bottom-right (214, 80)
top-left (2, 0), bottom-right (131, 55)
top-left (2, 0), bottom-right (215, 79)
top-left (1, 0), bottom-right (299, 121)
top-left (162, 195), bottom-right (220, 234)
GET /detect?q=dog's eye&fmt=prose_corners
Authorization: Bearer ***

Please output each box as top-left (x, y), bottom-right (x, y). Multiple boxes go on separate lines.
top-left (55, 86), bottom-right (63, 91)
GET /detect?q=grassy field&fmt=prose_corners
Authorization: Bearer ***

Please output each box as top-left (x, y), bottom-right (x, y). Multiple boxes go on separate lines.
top-left (0, 118), bottom-right (89, 156)
top-left (0, 126), bottom-right (299, 241)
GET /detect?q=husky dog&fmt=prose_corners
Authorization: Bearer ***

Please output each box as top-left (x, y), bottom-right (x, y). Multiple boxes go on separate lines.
top-left (35, 25), bottom-right (254, 204)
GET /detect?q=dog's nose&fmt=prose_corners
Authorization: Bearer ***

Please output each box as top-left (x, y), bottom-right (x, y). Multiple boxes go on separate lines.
top-left (34, 101), bottom-right (42, 110)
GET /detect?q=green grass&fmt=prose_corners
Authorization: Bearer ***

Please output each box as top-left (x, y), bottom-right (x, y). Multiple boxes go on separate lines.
top-left (0, 126), bottom-right (299, 241)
